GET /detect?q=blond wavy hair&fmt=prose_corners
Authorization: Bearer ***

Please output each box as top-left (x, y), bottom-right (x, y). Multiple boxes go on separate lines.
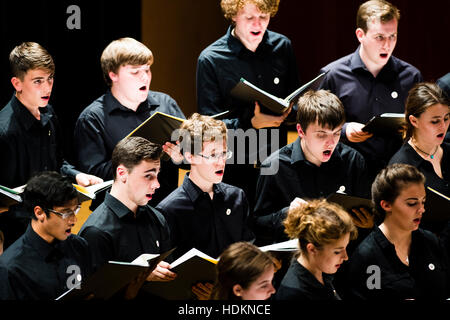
top-left (221, 0), bottom-right (280, 21)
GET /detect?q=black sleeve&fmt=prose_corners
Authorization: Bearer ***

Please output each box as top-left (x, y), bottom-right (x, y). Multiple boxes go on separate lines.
top-left (78, 226), bottom-right (114, 273)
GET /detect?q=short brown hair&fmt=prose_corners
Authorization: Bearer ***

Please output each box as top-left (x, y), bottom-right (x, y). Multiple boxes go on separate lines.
top-left (178, 113), bottom-right (227, 156)
top-left (111, 136), bottom-right (162, 180)
top-left (221, 0), bottom-right (279, 21)
top-left (9, 42), bottom-right (55, 80)
top-left (356, 0), bottom-right (400, 33)
top-left (211, 242), bottom-right (275, 300)
top-left (284, 199), bottom-right (357, 255)
top-left (100, 37), bottom-right (153, 86)
top-left (403, 82), bottom-right (450, 140)
top-left (371, 163), bottom-right (425, 221)
top-left (296, 90), bottom-right (346, 132)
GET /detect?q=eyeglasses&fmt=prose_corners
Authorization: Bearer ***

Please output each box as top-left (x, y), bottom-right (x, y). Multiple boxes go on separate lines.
top-left (198, 150), bottom-right (233, 161)
top-left (46, 205), bottom-right (81, 220)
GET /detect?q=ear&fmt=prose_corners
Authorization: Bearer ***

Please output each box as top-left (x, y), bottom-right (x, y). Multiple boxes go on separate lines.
top-left (34, 206), bottom-right (47, 222)
top-left (296, 123), bottom-right (305, 138)
top-left (116, 164), bottom-right (128, 183)
top-left (409, 114), bottom-right (419, 129)
top-left (11, 77), bottom-right (22, 92)
top-left (380, 200), bottom-right (392, 212)
top-left (108, 71), bottom-right (119, 84)
top-left (184, 151), bottom-right (194, 164)
top-left (232, 284), bottom-right (243, 298)
top-left (306, 243), bottom-right (317, 255)
top-left (355, 28), bottom-right (365, 42)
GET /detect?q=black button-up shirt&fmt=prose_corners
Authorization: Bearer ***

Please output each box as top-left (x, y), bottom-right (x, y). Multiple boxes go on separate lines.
top-left (156, 174), bottom-right (255, 260)
top-left (319, 47), bottom-right (423, 177)
top-left (73, 90), bottom-right (185, 206)
top-left (0, 94), bottom-right (80, 188)
top-left (254, 137), bottom-right (370, 245)
top-left (275, 259), bottom-right (341, 301)
top-left (0, 224), bottom-right (91, 300)
top-left (346, 227), bottom-right (450, 300)
top-left (78, 192), bottom-right (172, 272)
top-left (389, 142), bottom-right (450, 197)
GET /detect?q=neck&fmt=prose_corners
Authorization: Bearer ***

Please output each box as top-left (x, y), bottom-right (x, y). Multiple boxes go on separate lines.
top-left (379, 221), bottom-right (411, 248)
top-left (110, 86), bottom-right (140, 111)
top-left (298, 254), bottom-right (323, 285)
top-left (188, 170), bottom-right (214, 198)
top-left (110, 183), bottom-right (138, 214)
top-left (15, 92), bottom-right (41, 120)
top-left (358, 47), bottom-right (383, 78)
top-left (409, 137), bottom-right (439, 158)
top-left (31, 220), bottom-right (54, 243)
top-left (300, 139), bottom-right (322, 167)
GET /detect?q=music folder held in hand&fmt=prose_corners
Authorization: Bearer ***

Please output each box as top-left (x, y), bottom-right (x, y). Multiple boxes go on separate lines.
top-left (56, 248), bottom-right (175, 300)
top-left (230, 72), bottom-right (327, 115)
top-left (361, 113), bottom-right (405, 136)
top-left (141, 248), bottom-right (218, 300)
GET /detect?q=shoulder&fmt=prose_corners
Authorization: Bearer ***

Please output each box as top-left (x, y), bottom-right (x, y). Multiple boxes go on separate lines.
top-left (320, 52), bottom-right (354, 73)
top-left (388, 143), bottom-right (413, 165)
top-left (261, 143), bottom-right (292, 167)
top-left (198, 34), bottom-right (231, 64)
top-left (65, 234), bottom-right (89, 250)
top-left (77, 95), bottom-right (108, 121)
top-left (334, 142), bottom-right (365, 163)
top-left (217, 182), bottom-right (247, 199)
top-left (145, 205), bottom-right (170, 229)
top-left (391, 56), bottom-right (422, 76)
top-left (156, 186), bottom-right (189, 212)
top-left (266, 30), bottom-right (292, 45)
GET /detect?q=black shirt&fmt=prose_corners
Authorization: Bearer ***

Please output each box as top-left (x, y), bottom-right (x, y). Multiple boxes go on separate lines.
top-left (73, 90), bottom-right (185, 206)
top-left (389, 142), bottom-right (450, 197)
top-left (0, 94), bottom-right (80, 188)
top-left (0, 261), bottom-right (13, 300)
top-left (0, 224), bottom-right (91, 300)
top-left (0, 94), bottom-right (80, 249)
top-left (319, 47), bottom-right (423, 177)
top-left (254, 137), bottom-right (370, 245)
top-left (156, 174), bottom-right (255, 259)
top-left (345, 226), bottom-right (450, 300)
top-left (275, 258), bottom-right (341, 301)
top-left (78, 192), bottom-right (172, 272)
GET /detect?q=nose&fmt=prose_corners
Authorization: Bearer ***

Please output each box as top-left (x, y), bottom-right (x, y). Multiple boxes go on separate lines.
top-left (253, 17), bottom-right (262, 28)
top-left (152, 178), bottom-right (160, 190)
top-left (268, 283), bottom-right (276, 295)
top-left (342, 249), bottom-right (349, 261)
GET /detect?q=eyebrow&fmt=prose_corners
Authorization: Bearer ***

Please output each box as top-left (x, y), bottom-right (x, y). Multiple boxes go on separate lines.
top-left (144, 168), bottom-right (159, 173)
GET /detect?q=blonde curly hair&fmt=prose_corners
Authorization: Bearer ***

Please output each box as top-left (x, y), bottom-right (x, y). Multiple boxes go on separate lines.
top-left (284, 199), bottom-right (357, 254)
top-left (221, 0), bottom-right (280, 21)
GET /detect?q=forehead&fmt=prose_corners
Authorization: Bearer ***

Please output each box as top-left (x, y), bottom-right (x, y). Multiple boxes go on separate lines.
top-left (131, 159), bottom-right (160, 172)
top-left (201, 140), bottom-right (226, 153)
top-left (120, 64), bottom-right (150, 71)
top-left (53, 198), bottom-right (79, 210)
top-left (366, 18), bottom-right (398, 34)
top-left (396, 182), bottom-right (425, 199)
top-left (420, 103), bottom-right (450, 117)
top-left (24, 68), bottom-right (53, 79)
top-left (305, 120), bottom-right (342, 133)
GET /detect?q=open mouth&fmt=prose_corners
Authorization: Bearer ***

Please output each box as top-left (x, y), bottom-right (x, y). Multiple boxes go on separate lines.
top-left (413, 218), bottom-right (421, 224)
top-left (41, 96), bottom-right (50, 100)
top-left (380, 53), bottom-right (388, 58)
top-left (139, 85), bottom-right (147, 91)
top-left (215, 169), bottom-right (224, 176)
top-left (437, 133), bottom-right (444, 138)
top-left (250, 31), bottom-right (261, 36)
top-left (65, 228), bottom-right (72, 235)
top-left (146, 193), bottom-right (153, 200)
top-left (323, 150), bottom-right (332, 156)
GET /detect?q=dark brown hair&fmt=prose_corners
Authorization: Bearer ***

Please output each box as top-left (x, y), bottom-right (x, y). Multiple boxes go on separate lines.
top-left (9, 42), bottom-right (55, 80)
top-left (111, 136), bottom-right (162, 180)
